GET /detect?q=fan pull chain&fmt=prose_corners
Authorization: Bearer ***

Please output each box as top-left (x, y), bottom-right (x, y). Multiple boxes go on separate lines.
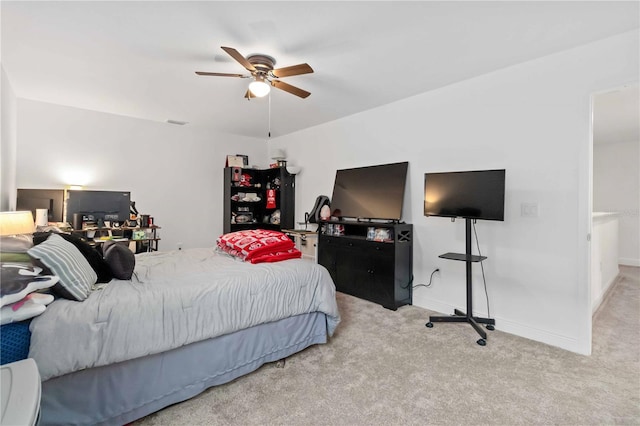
top-left (268, 91), bottom-right (272, 138)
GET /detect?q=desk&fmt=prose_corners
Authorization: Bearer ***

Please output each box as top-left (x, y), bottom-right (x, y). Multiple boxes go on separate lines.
top-left (73, 225), bottom-right (161, 253)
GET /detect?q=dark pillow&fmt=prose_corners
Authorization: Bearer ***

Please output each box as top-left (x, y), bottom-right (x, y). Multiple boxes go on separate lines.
top-left (33, 232), bottom-right (113, 283)
top-left (102, 241), bottom-right (135, 280)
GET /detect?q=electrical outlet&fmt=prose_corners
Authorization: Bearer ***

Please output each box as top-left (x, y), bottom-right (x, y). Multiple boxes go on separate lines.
top-left (521, 202), bottom-right (539, 217)
top-left (177, 242), bottom-right (183, 251)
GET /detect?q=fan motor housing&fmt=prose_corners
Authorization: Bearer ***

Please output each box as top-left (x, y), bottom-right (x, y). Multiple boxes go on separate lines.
top-left (247, 54), bottom-right (276, 72)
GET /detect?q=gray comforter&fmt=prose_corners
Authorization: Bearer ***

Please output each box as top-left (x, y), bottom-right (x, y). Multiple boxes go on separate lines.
top-left (29, 248), bottom-right (340, 381)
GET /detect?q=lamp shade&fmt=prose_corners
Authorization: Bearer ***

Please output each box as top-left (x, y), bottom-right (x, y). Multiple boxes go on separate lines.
top-left (271, 149), bottom-right (286, 160)
top-left (286, 165), bottom-right (301, 175)
top-left (0, 211), bottom-right (35, 236)
top-left (248, 80), bottom-right (270, 97)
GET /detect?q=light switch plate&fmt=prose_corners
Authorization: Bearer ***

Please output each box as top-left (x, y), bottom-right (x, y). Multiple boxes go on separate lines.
top-left (521, 203), bottom-right (539, 217)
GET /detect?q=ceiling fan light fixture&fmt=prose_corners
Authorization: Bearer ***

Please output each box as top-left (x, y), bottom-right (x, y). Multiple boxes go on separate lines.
top-left (248, 78), bottom-right (270, 97)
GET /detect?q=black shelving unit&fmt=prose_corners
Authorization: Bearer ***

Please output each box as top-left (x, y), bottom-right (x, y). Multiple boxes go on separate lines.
top-left (317, 220), bottom-right (413, 310)
top-left (223, 167), bottom-right (295, 234)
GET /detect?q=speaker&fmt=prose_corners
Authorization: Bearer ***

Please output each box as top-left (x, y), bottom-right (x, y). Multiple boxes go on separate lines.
top-left (232, 167), bottom-right (242, 182)
top-left (35, 209), bottom-right (48, 227)
top-left (72, 213), bottom-right (83, 230)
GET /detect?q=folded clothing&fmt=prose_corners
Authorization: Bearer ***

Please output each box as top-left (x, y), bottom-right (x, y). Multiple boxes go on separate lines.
top-left (1, 299), bottom-right (46, 326)
top-left (217, 229), bottom-right (296, 261)
top-left (0, 320), bottom-right (31, 365)
top-left (250, 248), bottom-right (302, 264)
top-left (10, 292), bottom-right (54, 311)
top-left (0, 264), bottom-right (59, 307)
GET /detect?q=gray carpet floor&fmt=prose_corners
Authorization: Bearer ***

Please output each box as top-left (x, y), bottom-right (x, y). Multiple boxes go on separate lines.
top-left (135, 266), bottom-right (639, 425)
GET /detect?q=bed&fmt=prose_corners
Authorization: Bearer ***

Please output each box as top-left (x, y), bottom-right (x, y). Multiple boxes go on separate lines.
top-left (26, 246), bottom-right (340, 425)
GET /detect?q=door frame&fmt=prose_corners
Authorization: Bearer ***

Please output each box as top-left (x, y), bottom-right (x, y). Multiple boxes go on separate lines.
top-left (582, 82), bottom-right (639, 355)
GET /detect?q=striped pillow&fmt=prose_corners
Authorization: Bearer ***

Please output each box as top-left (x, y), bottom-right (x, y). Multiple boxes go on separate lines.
top-left (27, 233), bottom-right (97, 301)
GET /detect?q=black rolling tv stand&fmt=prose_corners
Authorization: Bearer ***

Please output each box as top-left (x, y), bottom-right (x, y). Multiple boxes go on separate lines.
top-left (426, 218), bottom-right (495, 346)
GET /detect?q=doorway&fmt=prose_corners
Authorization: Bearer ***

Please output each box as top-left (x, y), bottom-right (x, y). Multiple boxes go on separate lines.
top-left (589, 83), bottom-right (640, 348)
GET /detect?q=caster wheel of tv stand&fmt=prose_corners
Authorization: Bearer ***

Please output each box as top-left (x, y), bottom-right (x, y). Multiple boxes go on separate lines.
top-left (476, 338), bottom-right (486, 346)
top-left (426, 322), bottom-right (433, 328)
top-left (486, 325), bottom-right (495, 331)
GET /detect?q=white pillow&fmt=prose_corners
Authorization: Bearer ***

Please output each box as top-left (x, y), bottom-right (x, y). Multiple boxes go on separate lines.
top-left (0, 235), bottom-right (33, 253)
top-left (27, 233), bottom-right (97, 301)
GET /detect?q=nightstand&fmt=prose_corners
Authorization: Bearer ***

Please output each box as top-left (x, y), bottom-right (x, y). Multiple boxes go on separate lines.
top-left (1, 358), bottom-right (41, 425)
top-left (283, 229), bottom-right (318, 262)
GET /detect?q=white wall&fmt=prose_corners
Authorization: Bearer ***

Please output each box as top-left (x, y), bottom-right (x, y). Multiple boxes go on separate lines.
top-left (270, 30), bottom-right (639, 354)
top-left (591, 213), bottom-right (619, 312)
top-left (1, 66), bottom-right (18, 211)
top-left (15, 99), bottom-right (267, 250)
top-left (593, 140), bottom-right (640, 266)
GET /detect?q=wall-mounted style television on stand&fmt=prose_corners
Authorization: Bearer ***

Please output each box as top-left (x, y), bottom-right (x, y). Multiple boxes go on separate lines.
top-left (330, 161), bottom-right (409, 222)
top-left (424, 169), bottom-right (506, 221)
top-left (423, 169), bottom-right (505, 345)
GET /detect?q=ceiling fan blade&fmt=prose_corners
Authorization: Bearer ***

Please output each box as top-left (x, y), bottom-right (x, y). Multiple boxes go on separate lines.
top-left (244, 89), bottom-right (256, 99)
top-left (221, 46), bottom-right (256, 72)
top-left (271, 63), bottom-right (314, 78)
top-left (270, 80), bottom-right (311, 99)
top-left (195, 71), bottom-right (247, 78)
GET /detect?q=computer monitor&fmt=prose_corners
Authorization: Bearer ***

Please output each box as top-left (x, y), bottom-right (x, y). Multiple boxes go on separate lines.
top-left (16, 189), bottom-right (65, 222)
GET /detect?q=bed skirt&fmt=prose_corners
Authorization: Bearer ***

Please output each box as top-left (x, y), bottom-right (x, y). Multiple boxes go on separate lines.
top-left (40, 312), bottom-right (328, 425)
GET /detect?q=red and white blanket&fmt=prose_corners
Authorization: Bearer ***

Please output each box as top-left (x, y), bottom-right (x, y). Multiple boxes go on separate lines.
top-left (217, 229), bottom-right (302, 264)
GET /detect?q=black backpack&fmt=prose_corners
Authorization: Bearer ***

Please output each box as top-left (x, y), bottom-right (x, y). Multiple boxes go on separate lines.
top-left (306, 195), bottom-right (330, 224)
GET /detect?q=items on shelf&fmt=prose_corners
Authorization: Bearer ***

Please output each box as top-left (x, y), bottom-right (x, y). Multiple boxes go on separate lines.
top-left (71, 223), bottom-right (161, 253)
top-left (223, 166), bottom-right (295, 234)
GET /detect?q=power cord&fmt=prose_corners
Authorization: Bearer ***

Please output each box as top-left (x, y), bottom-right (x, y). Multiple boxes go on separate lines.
top-left (401, 275), bottom-right (414, 289)
top-left (413, 268), bottom-right (439, 289)
top-left (472, 220), bottom-right (492, 319)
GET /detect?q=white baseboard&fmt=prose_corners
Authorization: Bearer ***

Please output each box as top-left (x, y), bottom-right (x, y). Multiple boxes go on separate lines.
top-left (619, 257), bottom-right (640, 267)
top-left (592, 273), bottom-right (621, 314)
top-left (495, 316), bottom-right (585, 354)
top-left (419, 299), bottom-right (459, 318)
top-left (593, 273), bottom-right (623, 318)
top-left (416, 299), bottom-right (586, 354)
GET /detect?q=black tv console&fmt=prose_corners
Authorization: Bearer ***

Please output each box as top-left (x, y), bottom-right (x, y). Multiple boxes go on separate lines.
top-left (425, 218), bottom-right (495, 346)
top-left (317, 221), bottom-right (413, 310)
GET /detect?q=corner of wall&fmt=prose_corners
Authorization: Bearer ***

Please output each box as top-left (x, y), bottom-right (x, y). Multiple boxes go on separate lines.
top-left (1, 65), bottom-right (18, 211)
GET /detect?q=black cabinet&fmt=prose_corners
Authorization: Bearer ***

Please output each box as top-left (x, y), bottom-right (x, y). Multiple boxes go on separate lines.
top-left (317, 221), bottom-right (412, 310)
top-left (223, 167), bottom-right (295, 234)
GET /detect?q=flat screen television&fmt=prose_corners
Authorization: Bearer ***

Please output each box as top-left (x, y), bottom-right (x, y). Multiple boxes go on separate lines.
top-left (330, 162), bottom-right (409, 221)
top-left (16, 189), bottom-right (65, 222)
top-left (424, 169), bottom-right (506, 221)
top-left (66, 190), bottom-right (131, 223)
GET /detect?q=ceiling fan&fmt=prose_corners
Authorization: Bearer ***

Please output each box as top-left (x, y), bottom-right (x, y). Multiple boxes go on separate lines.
top-left (196, 46), bottom-right (314, 99)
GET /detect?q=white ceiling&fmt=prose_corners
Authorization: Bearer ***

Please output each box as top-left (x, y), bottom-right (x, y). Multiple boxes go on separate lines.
top-left (2, 1), bottom-right (639, 140)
